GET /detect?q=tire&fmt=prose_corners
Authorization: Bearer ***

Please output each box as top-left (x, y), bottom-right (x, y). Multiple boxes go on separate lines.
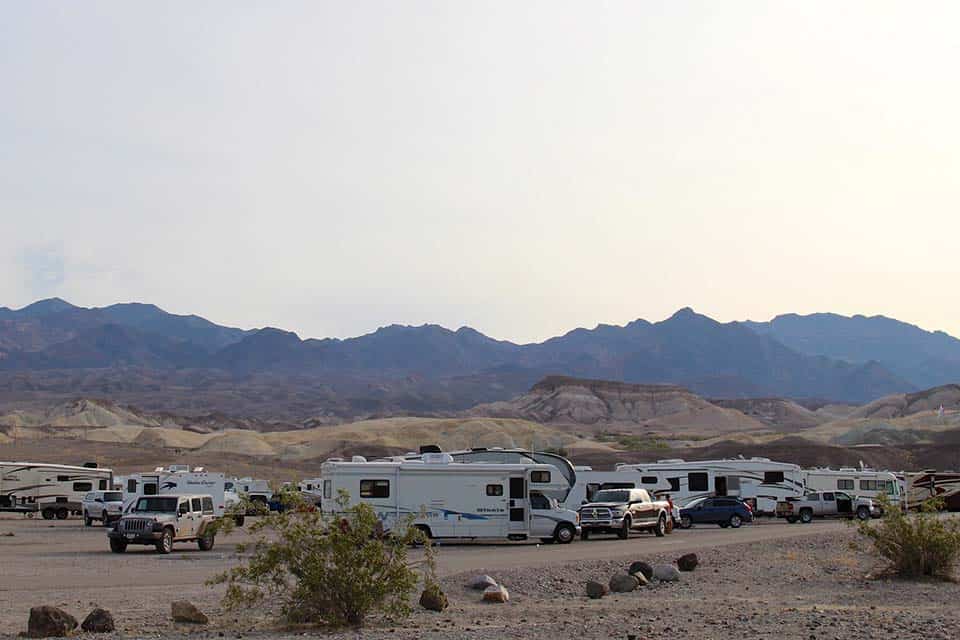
top-left (84, 512), bottom-right (93, 527)
top-left (856, 506), bottom-right (870, 521)
top-left (580, 529), bottom-right (590, 541)
top-left (109, 538), bottom-right (127, 553)
top-left (233, 514), bottom-right (245, 527)
top-left (198, 533), bottom-right (215, 551)
top-left (785, 516), bottom-right (798, 524)
top-left (156, 528), bottom-right (174, 554)
top-left (56, 508), bottom-right (69, 520)
top-left (41, 509), bottom-right (55, 520)
top-left (680, 515), bottom-right (692, 529)
top-left (554, 523), bottom-right (576, 544)
top-left (729, 514), bottom-right (743, 529)
top-left (654, 514), bottom-right (666, 537)
top-left (617, 516), bottom-right (631, 539)
top-left (799, 509), bottom-right (813, 524)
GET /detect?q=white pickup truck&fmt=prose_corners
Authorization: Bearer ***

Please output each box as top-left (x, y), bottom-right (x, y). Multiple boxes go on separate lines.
top-left (776, 491), bottom-right (879, 523)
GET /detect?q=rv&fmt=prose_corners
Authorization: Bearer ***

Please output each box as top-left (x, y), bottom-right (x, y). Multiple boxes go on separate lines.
top-left (900, 471), bottom-right (960, 511)
top-left (615, 458), bottom-right (805, 515)
top-left (320, 454), bottom-right (581, 543)
top-left (226, 477), bottom-right (273, 505)
top-left (297, 478), bottom-right (324, 505)
top-left (567, 467), bottom-right (673, 508)
top-left (0, 462), bottom-right (113, 520)
top-left (802, 468), bottom-right (901, 509)
top-left (122, 466), bottom-right (241, 522)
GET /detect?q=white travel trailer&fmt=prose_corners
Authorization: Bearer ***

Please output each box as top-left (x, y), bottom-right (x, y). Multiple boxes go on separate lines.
top-left (122, 466), bottom-right (238, 519)
top-left (616, 458), bottom-right (805, 515)
top-left (225, 477), bottom-right (272, 505)
top-left (899, 471), bottom-right (960, 511)
top-left (802, 468), bottom-right (901, 508)
top-left (566, 467), bottom-right (673, 507)
top-left (0, 462), bottom-right (113, 520)
top-left (320, 454), bottom-right (581, 543)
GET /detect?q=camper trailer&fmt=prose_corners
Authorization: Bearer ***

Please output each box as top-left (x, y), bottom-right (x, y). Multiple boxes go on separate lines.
top-left (616, 458), bottom-right (805, 515)
top-left (566, 467), bottom-right (673, 508)
top-left (122, 466), bottom-right (240, 521)
top-left (320, 454), bottom-right (581, 543)
top-left (0, 462), bottom-right (113, 519)
top-left (225, 477), bottom-right (272, 505)
top-left (900, 471), bottom-right (960, 511)
top-left (802, 468), bottom-right (901, 510)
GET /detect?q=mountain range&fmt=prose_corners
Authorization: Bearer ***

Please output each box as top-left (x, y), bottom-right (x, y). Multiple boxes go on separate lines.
top-left (1, 298), bottom-right (957, 418)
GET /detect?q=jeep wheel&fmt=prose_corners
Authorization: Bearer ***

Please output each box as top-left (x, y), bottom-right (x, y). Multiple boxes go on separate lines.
top-left (680, 515), bottom-right (692, 529)
top-left (654, 514), bottom-right (666, 537)
top-left (198, 533), bottom-right (215, 551)
top-left (580, 529), bottom-right (590, 541)
top-left (856, 506), bottom-right (870, 521)
top-left (617, 516), bottom-right (631, 539)
top-left (156, 528), bottom-right (174, 554)
top-left (799, 509), bottom-right (813, 524)
top-left (56, 508), bottom-right (69, 520)
top-left (554, 523), bottom-right (576, 544)
top-left (729, 514), bottom-right (743, 529)
top-left (109, 538), bottom-right (127, 553)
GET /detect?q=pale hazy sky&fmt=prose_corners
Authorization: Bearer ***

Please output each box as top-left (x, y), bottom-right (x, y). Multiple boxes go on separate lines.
top-left (3, 2), bottom-right (960, 343)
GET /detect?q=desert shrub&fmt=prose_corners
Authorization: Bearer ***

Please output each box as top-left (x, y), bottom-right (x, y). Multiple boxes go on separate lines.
top-left (210, 490), bottom-right (429, 627)
top-left (857, 495), bottom-right (960, 579)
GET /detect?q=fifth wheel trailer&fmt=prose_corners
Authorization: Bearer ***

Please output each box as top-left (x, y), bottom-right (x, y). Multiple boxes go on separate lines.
top-left (0, 462), bottom-right (113, 519)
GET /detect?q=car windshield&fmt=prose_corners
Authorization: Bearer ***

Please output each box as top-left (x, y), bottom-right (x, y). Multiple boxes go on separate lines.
top-left (103, 492), bottom-right (122, 502)
top-left (684, 497), bottom-right (707, 509)
top-left (133, 497), bottom-right (178, 513)
top-left (591, 490), bottom-right (631, 503)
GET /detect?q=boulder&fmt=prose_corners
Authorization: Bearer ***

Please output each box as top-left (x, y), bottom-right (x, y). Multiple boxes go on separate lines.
top-left (482, 584), bottom-right (509, 603)
top-left (419, 587), bottom-right (448, 612)
top-left (171, 601), bottom-right (209, 624)
top-left (608, 574), bottom-right (640, 593)
top-left (80, 608), bottom-right (115, 633)
top-left (627, 561), bottom-right (654, 581)
top-left (466, 574), bottom-right (498, 590)
top-left (24, 606), bottom-right (78, 638)
top-left (676, 553), bottom-right (699, 572)
top-left (585, 580), bottom-right (608, 599)
top-left (653, 564), bottom-right (681, 582)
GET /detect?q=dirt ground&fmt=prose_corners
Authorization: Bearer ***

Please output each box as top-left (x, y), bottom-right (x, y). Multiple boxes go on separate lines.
top-left (0, 515), bottom-right (958, 639)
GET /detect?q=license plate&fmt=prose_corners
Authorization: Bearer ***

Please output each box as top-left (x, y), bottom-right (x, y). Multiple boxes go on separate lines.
top-left (126, 533), bottom-right (136, 540)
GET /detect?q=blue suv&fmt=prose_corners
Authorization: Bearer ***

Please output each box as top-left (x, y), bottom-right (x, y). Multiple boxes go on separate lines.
top-left (679, 497), bottom-right (753, 529)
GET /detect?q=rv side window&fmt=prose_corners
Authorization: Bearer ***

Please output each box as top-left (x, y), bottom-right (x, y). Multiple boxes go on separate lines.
top-left (838, 479), bottom-right (854, 490)
top-left (860, 480), bottom-right (877, 491)
top-left (73, 482), bottom-right (93, 492)
top-left (323, 480), bottom-right (332, 499)
top-left (764, 471), bottom-right (785, 484)
top-left (191, 498), bottom-right (202, 512)
top-left (127, 479), bottom-right (137, 494)
top-left (688, 473), bottom-right (708, 492)
top-left (202, 497), bottom-right (214, 514)
top-left (641, 476), bottom-right (659, 485)
top-left (530, 471), bottom-right (551, 483)
top-left (667, 477), bottom-right (680, 492)
top-left (360, 480), bottom-right (390, 498)
top-left (486, 484), bottom-right (503, 496)
top-left (144, 483), bottom-right (158, 496)
top-left (99, 479), bottom-right (107, 490)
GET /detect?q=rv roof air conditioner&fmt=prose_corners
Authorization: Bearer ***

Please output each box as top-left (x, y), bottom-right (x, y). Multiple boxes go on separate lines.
top-left (351, 456), bottom-right (367, 463)
top-left (422, 453), bottom-right (454, 465)
top-left (657, 459), bottom-right (685, 464)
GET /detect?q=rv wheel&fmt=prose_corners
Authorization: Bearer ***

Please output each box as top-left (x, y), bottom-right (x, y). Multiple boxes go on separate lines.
top-left (109, 538), bottom-right (127, 553)
top-left (41, 509), bottom-right (55, 520)
top-left (156, 528), bottom-right (174, 554)
top-left (56, 508), bottom-right (69, 520)
top-left (554, 523), bottom-right (576, 544)
top-left (799, 509), bottom-right (813, 524)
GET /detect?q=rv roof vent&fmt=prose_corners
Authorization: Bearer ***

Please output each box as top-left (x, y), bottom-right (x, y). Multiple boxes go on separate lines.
top-left (657, 459), bottom-right (685, 464)
top-left (419, 444), bottom-right (442, 454)
top-left (351, 456), bottom-right (367, 463)
top-left (193, 467), bottom-right (205, 472)
top-left (423, 453), bottom-right (454, 465)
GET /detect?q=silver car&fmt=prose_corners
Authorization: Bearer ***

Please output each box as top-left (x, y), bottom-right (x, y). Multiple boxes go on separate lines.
top-left (82, 490), bottom-right (124, 526)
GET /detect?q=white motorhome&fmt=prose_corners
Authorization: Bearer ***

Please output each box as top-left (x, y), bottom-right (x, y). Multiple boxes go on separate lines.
top-left (567, 467), bottom-right (673, 508)
top-left (122, 466), bottom-right (240, 521)
top-left (802, 468), bottom-right (901, 508)
top-left (0, 462), bottom-right (113, 520)
top-left (616, 458), bottom-right (805, 514)
top-left (320, 454), bottom-right (581, 543)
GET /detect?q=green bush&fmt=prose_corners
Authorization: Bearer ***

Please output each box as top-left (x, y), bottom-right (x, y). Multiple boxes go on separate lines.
top-left (857, 495), bottom-right (960, 579)
top-left (210, 490), bottom-right (429, 627)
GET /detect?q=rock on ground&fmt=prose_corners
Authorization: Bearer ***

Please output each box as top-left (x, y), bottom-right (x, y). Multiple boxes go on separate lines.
top-left (628, 560), bottom-right (654, 580)
top-left (653, 564), bottom-right (681, 582)
top-left (419, 587), bottom-right (449, 612)
top-left (80, 608), bottom-right (115, 633)
top-left (170, 601), bottom-right (209, 624)
top-left (482, 585), bottom-right (510, 603)
top-left (609, 574), bottom-right (640, 593)
top-left (677, 553), bottom-right (699, 571)
top-left (466, 575), bottom-right (498, 590)
top-left (586, 581), bottom-right (608, 599)
top-left (25, 606), bottom-right (77, 638)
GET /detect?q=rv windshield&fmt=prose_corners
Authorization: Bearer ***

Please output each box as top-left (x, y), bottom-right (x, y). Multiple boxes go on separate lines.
top-left (592, 489), bottom-right (632, 503)
top-left (133, 497), bottom-right (178, 513)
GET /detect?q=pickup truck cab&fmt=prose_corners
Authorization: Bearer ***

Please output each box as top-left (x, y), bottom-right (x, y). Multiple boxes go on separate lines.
top-left (776, 491), bottom-right (878, 524)
top-left (108, 494), bottom-right (218, 554)
top-left (579, 488), bottom-right (670, 539)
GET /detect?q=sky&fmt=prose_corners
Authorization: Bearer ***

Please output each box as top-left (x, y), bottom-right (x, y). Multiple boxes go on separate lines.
top-left (3, 2), bottom-right (960, 343)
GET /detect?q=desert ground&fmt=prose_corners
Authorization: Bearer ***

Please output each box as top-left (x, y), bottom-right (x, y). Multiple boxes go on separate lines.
top-left (1, 514), bottom-right (958, 640)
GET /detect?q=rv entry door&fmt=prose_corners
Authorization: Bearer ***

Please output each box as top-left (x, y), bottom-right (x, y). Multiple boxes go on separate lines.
top-left (508, 476), bottom-right (527, 533)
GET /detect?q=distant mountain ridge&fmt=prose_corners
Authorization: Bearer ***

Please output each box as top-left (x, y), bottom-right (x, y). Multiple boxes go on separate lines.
top-left (0, 299), bottom-right (930, 413)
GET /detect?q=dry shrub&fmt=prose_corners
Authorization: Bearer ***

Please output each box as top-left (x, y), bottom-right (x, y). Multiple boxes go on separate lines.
top-left (857, 495), bottom-right (960, 579)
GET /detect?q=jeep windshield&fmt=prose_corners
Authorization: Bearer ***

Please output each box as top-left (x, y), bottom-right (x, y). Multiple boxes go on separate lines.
top-left (591, 490), bottom-right (632, 503)
top-left (133, 497), bottom-right (178, 513)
